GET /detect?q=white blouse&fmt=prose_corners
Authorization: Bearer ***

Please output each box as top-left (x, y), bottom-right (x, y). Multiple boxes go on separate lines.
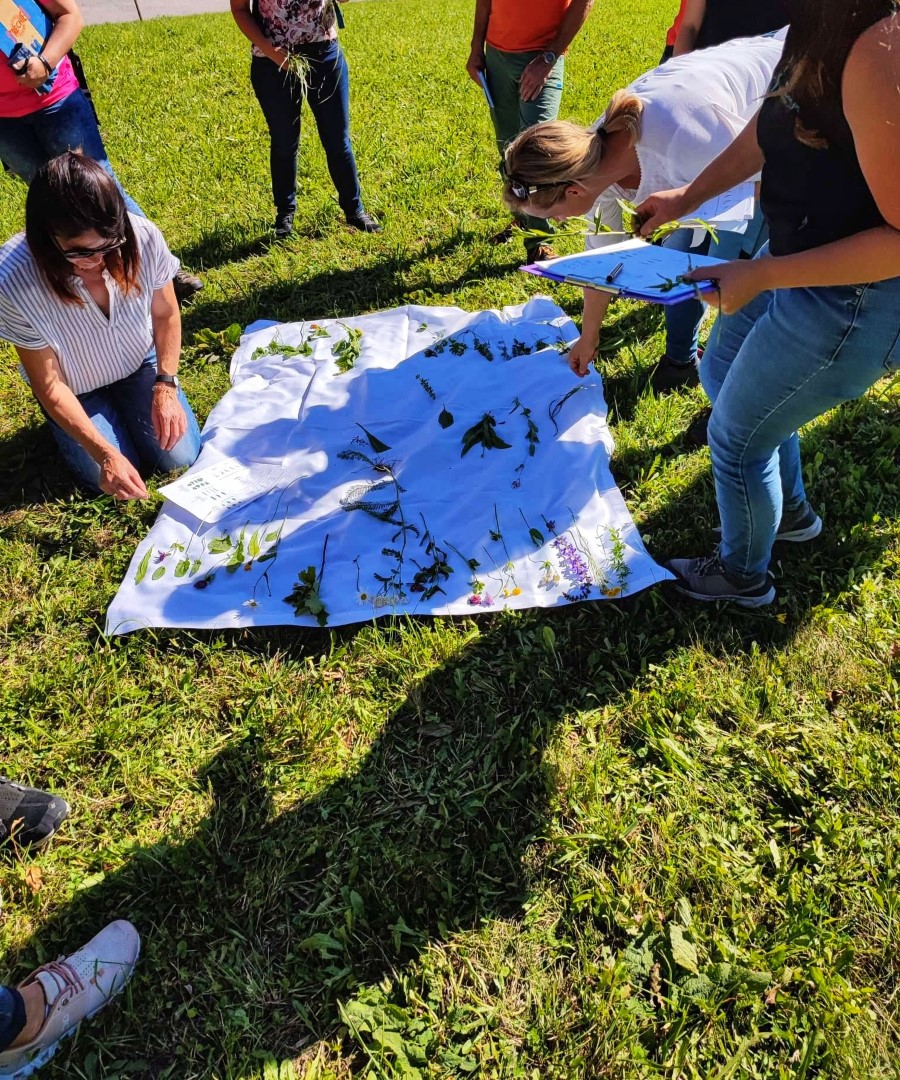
top-left (585, 30), bottom-right (787, 247)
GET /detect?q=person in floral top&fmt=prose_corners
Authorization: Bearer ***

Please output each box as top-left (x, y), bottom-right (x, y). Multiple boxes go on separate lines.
top-left (231, 0), bottom-right (380, 237)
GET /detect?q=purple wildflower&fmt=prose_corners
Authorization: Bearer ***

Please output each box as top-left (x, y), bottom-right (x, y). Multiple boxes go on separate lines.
top-left (552, 534), bottom-right (592, 601)
top-left (154, 550), bottom-right (170, 564)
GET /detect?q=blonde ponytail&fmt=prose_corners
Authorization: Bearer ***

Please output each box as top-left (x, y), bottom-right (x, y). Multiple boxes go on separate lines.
top-left (600, 90), bottom-right (643, 146)
top-left (502, 121), bottom-right (605, 212)
top-left (501, 92), bottom-right (644, 213)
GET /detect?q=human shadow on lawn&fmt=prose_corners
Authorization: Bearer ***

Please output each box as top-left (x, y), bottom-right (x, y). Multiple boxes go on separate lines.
top-left (0, 419), bottom-right (69, 508)
top-left (11, 601), bottom-right (743, 1076)
top-left (178, 232), bottom-right (534, 335)
top-left (10, 385), bottom-right (899, 1076)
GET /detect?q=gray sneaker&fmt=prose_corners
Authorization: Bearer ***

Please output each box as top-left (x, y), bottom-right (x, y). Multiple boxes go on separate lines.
top-left (775, 502), bottom-right (823, 542)
top-left (713, 502), bottom-right (822, 544)
top-left (0, 779), bottom-right (69, 850)
top-left (0, 921), bottom-right (140, 1079)
top-left (665, 552), bottom-right (776, 607)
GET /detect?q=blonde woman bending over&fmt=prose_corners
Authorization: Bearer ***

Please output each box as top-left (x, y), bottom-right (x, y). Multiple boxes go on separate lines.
top-left (502, 31), bottom-right (784, 390)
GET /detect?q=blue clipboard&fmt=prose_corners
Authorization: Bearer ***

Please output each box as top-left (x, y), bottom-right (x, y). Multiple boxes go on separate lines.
top-left (522, 242), bottom-right (726, 306)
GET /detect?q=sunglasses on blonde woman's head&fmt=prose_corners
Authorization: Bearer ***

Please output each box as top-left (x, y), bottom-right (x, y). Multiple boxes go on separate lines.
top-left (56, 237), bottom-right (125, 262)
top-left (500, 162), bottom-right (571, 202)
top-left (506, 177), bottom-right (573, 202)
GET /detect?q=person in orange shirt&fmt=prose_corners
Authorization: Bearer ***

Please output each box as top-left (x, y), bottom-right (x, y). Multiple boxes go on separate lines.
top-left (661, 0), bottom-right (689, 63)
top-left (466, 0), bottom-right (594, 261)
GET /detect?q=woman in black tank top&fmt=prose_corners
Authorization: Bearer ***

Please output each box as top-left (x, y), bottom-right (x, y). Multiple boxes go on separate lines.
top-left (633, 0), bottom-right (900, 607)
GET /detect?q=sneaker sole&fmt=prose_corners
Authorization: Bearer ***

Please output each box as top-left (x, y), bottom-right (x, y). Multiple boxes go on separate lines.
top-left (775, 516), bottom-right (823, 543)
top-left (672, 581), bottom-right (776, 608)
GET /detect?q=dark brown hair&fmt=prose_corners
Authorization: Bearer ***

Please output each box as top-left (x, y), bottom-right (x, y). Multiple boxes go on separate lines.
top-left (25, 152), bottom-right (141, 304)
top-left (777, 0), bottom-right (898, 146)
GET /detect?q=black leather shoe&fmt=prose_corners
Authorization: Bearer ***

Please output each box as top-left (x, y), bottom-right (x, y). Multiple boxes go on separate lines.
top-left (685, 406), bottom-right (711, 447)
top-left (172, 269), bottom-right (203, 305)
top-left (274, 211), bottom-right (295, 239)
top-left (346, 211), bottom-right (382, 234)
top-left (651, 353), bottom-right (700, 392)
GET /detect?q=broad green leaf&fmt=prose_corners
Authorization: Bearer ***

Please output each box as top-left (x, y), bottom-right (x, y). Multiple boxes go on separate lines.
top-left (151, 566), bottom-right (166, 581)
top-left (248, 530), bottom-right (261, 559)
top-left (669, 924), bottom-right (699, 973)
top-left (659, 736), bottom-right (695, 772)
top-left (175, 559), bottom-right (190, 578)
top-left (674, 896), bottom-right (693, 928)
top-left (134, 547), bottom-right (153, 584)
top-left (208, 536), bottom-right (232, 554)
top-left (298, 933), bottom-right (343, 957)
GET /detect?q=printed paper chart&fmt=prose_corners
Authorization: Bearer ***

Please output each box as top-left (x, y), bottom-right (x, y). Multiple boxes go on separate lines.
top-left (106, 298), bottom-right (672, 634)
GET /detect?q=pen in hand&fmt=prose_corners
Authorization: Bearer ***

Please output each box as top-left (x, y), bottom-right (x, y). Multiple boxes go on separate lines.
top-left (605, 262), bottom-right (624, 284)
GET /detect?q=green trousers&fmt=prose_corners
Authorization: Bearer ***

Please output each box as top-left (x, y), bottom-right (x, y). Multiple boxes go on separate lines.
top-left (484, 44), bottom-right (565, 255)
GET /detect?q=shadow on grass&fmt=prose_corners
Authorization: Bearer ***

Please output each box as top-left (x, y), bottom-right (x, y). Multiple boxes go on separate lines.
top-left (6, 386), bottom-right (897, 1076)
top-left (0, 420), bottom-right (73, 509)
top-left (178, 228), bottom-right (521, 333)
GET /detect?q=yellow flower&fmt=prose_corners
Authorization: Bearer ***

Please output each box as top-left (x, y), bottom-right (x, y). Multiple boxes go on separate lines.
top-left (602, 587), bottom-right (622, 598)
top-left (511, 587), bottom-right (522, 596)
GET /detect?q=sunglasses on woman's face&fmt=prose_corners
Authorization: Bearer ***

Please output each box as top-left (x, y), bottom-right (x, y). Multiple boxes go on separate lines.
top-left (505, 176), bottom-right (570, 202)
top-left (57, 237), bottom-right (125, 262)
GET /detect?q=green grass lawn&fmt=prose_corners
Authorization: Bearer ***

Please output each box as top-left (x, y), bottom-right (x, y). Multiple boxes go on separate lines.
top-left (1, 1), bottom-right (899, 1077)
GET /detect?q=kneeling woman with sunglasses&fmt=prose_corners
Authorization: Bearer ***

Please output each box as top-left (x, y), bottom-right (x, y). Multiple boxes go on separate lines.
top-left (0, 153), bottom-right (201, 501)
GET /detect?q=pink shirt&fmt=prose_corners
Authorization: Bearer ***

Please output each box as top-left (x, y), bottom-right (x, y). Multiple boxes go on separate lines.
top-left (0, 54), bottom-right (79, 119)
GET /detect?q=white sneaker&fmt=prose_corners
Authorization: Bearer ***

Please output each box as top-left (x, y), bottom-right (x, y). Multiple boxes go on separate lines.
top-left (0, 921), bottom-right (140, 1079)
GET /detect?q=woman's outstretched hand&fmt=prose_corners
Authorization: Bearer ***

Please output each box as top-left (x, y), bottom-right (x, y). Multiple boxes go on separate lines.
top-left (635, 187), bottom-right (693, 237)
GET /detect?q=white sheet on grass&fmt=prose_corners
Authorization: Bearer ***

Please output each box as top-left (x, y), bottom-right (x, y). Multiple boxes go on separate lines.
top-left (105, 298), bottom-right (672, 634)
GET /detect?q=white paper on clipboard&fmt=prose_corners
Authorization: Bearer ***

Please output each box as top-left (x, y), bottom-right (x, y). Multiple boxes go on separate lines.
top-left (691, 182), bottom-right (756, 241)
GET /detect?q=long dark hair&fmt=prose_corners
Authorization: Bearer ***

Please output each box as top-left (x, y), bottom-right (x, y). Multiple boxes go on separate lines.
top-left (778, 0), bottom-right (898, 146)
top-left (25, 152), bottom-right (141, 304)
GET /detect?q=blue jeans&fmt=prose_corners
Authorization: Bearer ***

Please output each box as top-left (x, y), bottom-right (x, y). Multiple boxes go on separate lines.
top-left (46, 356), bottom-right (202, 494)
top-left (0, 88), bottom-right (143, 217)
top-left (662, 210), bottom-right (770, 364)
top-left (662, 227), bottom-right (711, 364)
top-left (250, 42), bottom-right (363, 219)
top-left (0, 986), bottom-right (25, 1052)
top-left (701, 253), bottom-right (900, 579)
